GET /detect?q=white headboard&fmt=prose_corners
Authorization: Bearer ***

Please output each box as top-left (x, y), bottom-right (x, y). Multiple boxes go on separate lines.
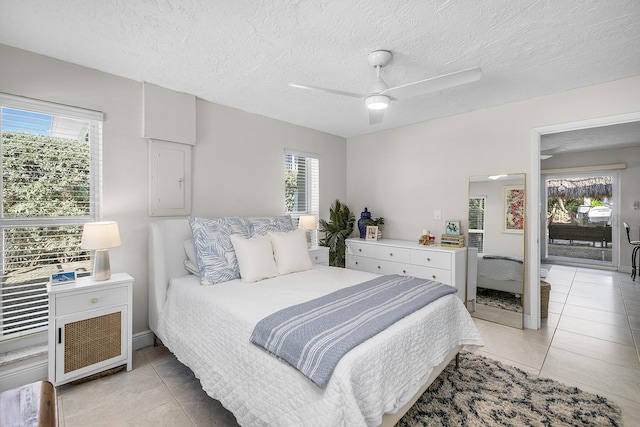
top-left (148, 216), bottom-right (295, 335)
top-left (149, 218), bottom-right (192, 335)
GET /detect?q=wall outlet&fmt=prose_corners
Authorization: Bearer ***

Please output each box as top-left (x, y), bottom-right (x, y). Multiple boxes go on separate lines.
top-left (434, 209), bottom-right (442, 220)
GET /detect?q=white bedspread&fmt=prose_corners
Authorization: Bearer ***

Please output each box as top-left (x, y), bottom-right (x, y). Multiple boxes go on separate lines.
top-left (157, 266), bottom-right (483, 427)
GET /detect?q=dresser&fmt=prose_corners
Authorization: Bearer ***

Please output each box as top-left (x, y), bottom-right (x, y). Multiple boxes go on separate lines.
top-left (345, 238), bottom-right (467, 301)
top-left (47, 273), bottom-right (133, 386)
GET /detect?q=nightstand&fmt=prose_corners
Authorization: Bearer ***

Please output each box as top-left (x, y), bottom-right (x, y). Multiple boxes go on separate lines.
top-left (47, 272), bottom-right (133, 386)
top-left (309, 246), bottom-right (329, 265)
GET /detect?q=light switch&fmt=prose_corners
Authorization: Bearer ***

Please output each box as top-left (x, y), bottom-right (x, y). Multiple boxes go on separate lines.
top-left (434, 210), bottom-right (442, 220)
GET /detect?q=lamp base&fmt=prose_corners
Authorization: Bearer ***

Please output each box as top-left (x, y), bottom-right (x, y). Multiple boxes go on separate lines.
top-left (93, 249), bottom-right (112, 281)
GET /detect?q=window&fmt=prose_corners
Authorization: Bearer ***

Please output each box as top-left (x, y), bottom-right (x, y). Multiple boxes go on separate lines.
top-left (468, 196), bottom-right (486, 252)
top-left (284, 149), bottom-right (319, 237)
top-left (0, 94), bottom-right (102, 342)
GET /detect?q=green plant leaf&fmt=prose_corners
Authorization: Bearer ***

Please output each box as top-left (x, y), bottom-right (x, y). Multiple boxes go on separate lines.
top-left (318, 199), bottom-right (355, 267)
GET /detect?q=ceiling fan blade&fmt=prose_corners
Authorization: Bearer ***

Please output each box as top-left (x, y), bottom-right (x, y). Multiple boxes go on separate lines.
top-left (381, 67), bottom-right (482, 100)
top-left (369, 108), bottom-right (385, 125)
top-left (288, 83), bottom-right (363, 99)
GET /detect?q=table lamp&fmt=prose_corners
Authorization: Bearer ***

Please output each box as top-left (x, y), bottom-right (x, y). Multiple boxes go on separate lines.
top-left (298, 215), bottom-right (317, 248)
top-left (81, 221), bottom-right (121, 281)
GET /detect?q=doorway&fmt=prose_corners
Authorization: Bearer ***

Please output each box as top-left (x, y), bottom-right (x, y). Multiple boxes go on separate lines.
top-left (529, 112), bottom-right (640, 330)
top-left (543, 172), bottom-right (617, 268)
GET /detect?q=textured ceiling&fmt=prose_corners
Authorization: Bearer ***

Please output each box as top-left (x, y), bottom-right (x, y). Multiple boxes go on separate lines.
top-left (0, 1), bottom-right (639, 139)
top-left (541, 121), bottom-right (640, 155)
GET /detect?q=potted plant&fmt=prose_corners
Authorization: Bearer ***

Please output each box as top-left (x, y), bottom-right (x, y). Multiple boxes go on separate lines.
top-left (319, 199), bottom-right (355, 268)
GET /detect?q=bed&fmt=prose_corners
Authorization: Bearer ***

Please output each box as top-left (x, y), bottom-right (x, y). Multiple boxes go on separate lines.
top-left (476, 254), bottom-right (524, 296)
top-left (149, 217), bottom-right (483, 426)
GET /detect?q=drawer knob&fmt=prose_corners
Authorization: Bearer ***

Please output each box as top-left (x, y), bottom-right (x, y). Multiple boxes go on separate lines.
top-left (355, 261), bottom-right (359, 265)
top-left (389, 252), bottom-right (393, 256)
top-left (432, 275), bottom-right (436, 279)
top-left (402, 269), bottom-right (406, 274)
top-left (377, 266), bottom-right (381, 269)
top-left (315, 256), bottom-right (318, 260)
top-left (427, 257), bottom-right (431, 262)
top-left (358, 248), bottom-right (362, 252)
top-left (91, 298), bottom-right (98, 304)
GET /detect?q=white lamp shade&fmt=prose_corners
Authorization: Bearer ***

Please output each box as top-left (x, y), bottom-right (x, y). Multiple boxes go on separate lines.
top-left (298, 215), bottom-right (317, 230)
top-left (81, 221), bottom-right (121, 250)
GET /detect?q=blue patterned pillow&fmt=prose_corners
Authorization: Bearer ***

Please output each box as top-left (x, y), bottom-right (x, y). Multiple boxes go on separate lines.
top-left (188, 216), bottom-right (251, 285)
top-left (249, 215), bottom-right (294, 236)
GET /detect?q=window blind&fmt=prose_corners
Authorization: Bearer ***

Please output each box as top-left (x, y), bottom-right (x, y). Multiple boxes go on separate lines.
top-left (285, 149), bottom-right (320, 245)
top-left (284, 150), bottom-right (319, 216)
top-left (468, 196), bottom-right (486, 253)
top-left (0, 94), bottom-right (102, 341)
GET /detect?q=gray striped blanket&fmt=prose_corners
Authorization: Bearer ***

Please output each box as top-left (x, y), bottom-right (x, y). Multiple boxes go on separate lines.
top-left (250, 275), bottom-right (457, 388)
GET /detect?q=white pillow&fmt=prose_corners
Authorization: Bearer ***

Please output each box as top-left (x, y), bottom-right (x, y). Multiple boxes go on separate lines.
top-left (184, 259), bottom-right (200, 276)
top-left (269, 229), bottom-right (313, 275)
top-left (230, 234), bottom-right (279, 283)
top-left (182, 239), bottom-right (200, 276)
top-left (183, 238), bottom-right (197, 263)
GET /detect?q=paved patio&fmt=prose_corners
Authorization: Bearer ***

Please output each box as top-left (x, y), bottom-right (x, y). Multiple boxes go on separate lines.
top-left (548, 240), bottom-right (612, 262)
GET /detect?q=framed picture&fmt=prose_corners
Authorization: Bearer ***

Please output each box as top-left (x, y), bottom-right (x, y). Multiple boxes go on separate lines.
top-left (51, 271), bottom-right (76, 285)
top-left (445, 220), bottom-right (461, 236)
top-left (365, 225), bottom-right (379, 241)
top-left (503, 185), bottom-right (525, 233)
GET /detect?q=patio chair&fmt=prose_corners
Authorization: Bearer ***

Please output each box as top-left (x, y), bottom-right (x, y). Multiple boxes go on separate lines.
top-left (623, 222), bottom-right (640, 281)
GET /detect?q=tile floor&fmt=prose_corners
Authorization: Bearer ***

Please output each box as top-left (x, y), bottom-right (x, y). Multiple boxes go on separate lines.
top-left (56, 265), bottom-right (640, 426)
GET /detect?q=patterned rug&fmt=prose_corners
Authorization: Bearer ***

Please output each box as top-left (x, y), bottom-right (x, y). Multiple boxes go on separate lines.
top-left (397, 352), bottom-right (622, 427)
top-left (476, 287), bottom-right (523, 313)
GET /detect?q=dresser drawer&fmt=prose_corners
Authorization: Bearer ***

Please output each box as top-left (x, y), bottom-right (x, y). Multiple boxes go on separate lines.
top-left (309, 248), bottom-right (329, 265)
top-left (367, 259), bottom-right (395, 275)
top-left (410, 250), bottom-right (451, 269)
top-left (56, 286), bottom-right (128, 317)
top-left (346, 241), bottom-right (376, 258)
top-left (375, 245), bottom-right (411, 263)
top-left (346, 255), bottom-right (378, 273)
top-left (382, 261), bottom-right (416, 276)
top-left (411, 265), bottom-right (452, 285)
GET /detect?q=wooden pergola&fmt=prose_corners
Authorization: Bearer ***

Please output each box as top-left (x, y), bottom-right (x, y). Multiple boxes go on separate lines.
top-left (546, 176), bottom-right (612, 199)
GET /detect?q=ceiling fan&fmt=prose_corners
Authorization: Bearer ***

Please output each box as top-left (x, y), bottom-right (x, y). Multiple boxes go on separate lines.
top-left (289, 50), bottom-right (482, 125)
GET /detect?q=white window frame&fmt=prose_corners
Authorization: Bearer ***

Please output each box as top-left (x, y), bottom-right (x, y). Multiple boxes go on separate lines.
top-left (284, 149), bottom-right (319, 216)
top-left (468, 195), bottom-right (486, 253)
top-left (0, 93), bottom-right (102, 349)
top-left (284, 149), bottom-right (319, 243)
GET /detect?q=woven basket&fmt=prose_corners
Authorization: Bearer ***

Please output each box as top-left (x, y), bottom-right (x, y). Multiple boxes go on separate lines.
top-left (540, 280), bottom-right (551, 318)
top-left (70, 365), bottom-right (125, 385)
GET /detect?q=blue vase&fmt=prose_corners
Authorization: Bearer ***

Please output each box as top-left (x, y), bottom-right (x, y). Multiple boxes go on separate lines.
top-left (358, 207), bottom-right (371, 239)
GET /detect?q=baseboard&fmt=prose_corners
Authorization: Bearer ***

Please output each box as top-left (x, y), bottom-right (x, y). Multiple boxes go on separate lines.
top-left (618, 265), bottom-right (632, 274)
top-left (523, 314), bottom-right (531, 329)
top-left (0, 356), bottom-right (48, 393)
top-left (0, 330), bottom-right (155, 393)
top-left (133, 330), bottom-right (154, 350)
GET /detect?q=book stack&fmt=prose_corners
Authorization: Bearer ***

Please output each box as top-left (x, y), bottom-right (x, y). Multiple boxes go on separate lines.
top-left (440, 234), bottom-right (465, 248)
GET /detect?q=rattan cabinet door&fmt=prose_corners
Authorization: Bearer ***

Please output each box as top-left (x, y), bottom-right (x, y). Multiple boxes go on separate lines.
top-left (54, 304), bottom-right (128, 384)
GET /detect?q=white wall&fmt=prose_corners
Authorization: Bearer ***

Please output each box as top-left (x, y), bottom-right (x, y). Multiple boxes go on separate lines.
top-left (347, 75), bottom-right (640, 321)
top-left (0, 44), bottom-right (347, 335)
top-left (541, 146), bottom-right (640, 271)
top-left (193, 101), bottom-right (346, 217)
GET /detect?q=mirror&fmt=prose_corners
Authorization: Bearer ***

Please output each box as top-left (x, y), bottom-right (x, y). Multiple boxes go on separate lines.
top-left (467, 173), bottom-right (525, 329)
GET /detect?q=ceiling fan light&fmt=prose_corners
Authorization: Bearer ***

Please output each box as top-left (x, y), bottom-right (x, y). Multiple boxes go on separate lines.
top-left (366, 95), bottom-right (390, 110)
